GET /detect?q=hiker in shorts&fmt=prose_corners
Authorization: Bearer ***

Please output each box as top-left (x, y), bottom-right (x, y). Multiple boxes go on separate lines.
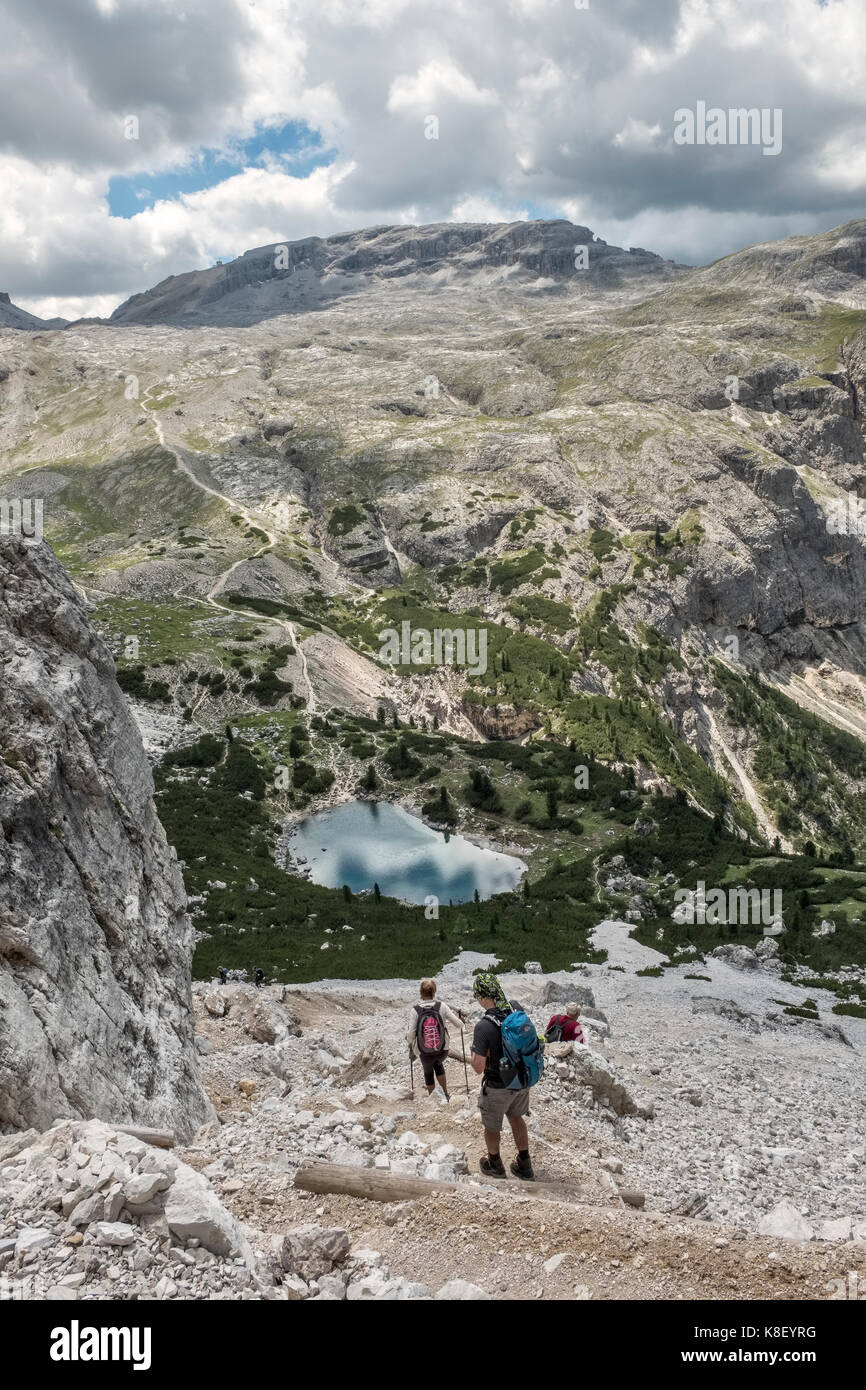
top-left (470, 970), bottom-right (536, 1182)
top-left (545, 1001), bottom-right (585, 1044)
top-left (407, 978), bottom-right (466, 1102)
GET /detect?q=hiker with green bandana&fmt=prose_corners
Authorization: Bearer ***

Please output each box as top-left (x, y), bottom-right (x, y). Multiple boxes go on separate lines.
top-left (469, 969), bottom-right (543, 1181)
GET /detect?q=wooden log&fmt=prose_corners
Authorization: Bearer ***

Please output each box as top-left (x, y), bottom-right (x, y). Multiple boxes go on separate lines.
top-left (296, 1163), bottom-right (459, 1202)
top-left (294, 1161), bottom-right (586, 1206)
top-left (116, 1126), bottom-right (175, 1149)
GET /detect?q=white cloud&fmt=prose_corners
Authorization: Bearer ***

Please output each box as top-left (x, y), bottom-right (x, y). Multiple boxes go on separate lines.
top-left (2, 0), bottom-right (866, 316)
top-left (449, 195), bottom-right (530, 224)
top-left (387, 60), bottom-right (499, 115)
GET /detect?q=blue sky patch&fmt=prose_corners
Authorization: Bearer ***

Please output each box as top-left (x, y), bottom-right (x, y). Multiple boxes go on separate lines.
top-left (107, 121), bottom-right (334, 218)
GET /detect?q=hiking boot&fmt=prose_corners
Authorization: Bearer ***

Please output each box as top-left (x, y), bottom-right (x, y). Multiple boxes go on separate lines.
top-left (510, 1155), bottom-right (535, 1181)
top-left (479, 1154), bottom-right (507, 1179)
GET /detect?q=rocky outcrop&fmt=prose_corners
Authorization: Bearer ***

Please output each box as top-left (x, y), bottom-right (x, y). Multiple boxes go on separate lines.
top-left (461, 702), bottom-right (543, 741)
top-left (698, 219), bottom-right (866, 306)
top-left (0, 537), bottom-right (211, 1139)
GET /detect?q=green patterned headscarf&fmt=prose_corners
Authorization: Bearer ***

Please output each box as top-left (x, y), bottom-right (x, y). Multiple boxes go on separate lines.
top-left (472, 969), bottom-right (509, 1009)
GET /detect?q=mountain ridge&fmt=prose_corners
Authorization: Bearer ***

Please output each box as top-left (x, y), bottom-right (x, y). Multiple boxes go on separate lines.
top-left (106, 219), bottom-right (685, 328)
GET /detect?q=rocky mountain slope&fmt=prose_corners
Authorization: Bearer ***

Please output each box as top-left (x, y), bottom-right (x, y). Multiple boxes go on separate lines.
top-left (2, 217), bottom-right (866, 859)
top-left (0, 535), bottom-right (211, 1139)
top-left (698, 219), bottom-right (866, 306)
top-left (2, 943), bottom-right (864, 1302)
top-left (0, 292), bottom-right (66, 331)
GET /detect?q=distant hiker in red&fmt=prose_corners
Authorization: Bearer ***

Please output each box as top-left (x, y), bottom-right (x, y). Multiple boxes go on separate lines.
top-left (545, 1002), bottom-right (585, 1044)
top-left (407, 978), bottom-right (466, 1102)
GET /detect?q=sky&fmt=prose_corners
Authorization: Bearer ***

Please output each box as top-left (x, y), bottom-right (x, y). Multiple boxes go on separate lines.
top-left (2, 0), bottom-right (865, 320)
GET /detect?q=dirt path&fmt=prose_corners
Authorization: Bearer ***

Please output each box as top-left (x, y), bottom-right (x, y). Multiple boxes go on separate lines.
top-left (141, 391), bottom-right (318, 711)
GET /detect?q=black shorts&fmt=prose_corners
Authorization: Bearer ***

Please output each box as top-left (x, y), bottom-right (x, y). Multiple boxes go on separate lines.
top-left (421, 1052), bottom-right (447, 1084)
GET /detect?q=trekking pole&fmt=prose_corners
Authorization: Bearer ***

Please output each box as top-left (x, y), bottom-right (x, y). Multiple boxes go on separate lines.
top-left (460, 1026), bottom-right (469, 1094)
top-left (409, 1049), bottom-right (415, 1096)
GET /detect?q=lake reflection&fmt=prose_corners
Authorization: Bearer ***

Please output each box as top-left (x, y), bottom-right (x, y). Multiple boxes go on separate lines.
top-left (286, 799), bottom-right (525, 905)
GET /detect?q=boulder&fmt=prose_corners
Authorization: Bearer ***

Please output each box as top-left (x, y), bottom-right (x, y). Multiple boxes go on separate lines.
top-left (754, 937), bottom-right (780, 961)
top-left (536, 980), bottom-right (596, 1008)
top-left (0, 1129), bottom-right (38, 1165)
top-left (163, 1166), bottom-right (244, 1256)
top-left (757, 1200), bottom-right (814, 1242)
top-left (239, 995), bottom-right (296, 1044)
top-left (346, 1273), bottom-right (431, 1300)
top-left (435, 1279), bottom-right (491, 1300)
top-left (581, 1015), bottom-right (611, 1041)
top-left (710, 944), bottom-right (760, 971)
top-left (68, 1192), bottom-right (105, 1227)
top-left (691, 997), bottom-right (760, 1033)
top-left (280, 1225), bottom-right (351, 1280)
top-left (819, 1217), bottom-right (852, 1242)
top-left (14, 1226), bottom-right (53, 1257)
top-left (94, 1222), bottom-right (135, 1247)
top-left (313, 1273), bottom-right (347, 1300)
top-left (125, 1172), bottom-right (171, 1205)
top-left (570, 1046), bottom-right (653, 1118)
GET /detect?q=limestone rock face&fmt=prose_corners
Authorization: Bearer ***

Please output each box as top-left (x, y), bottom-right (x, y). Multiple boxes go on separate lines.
top-left (0, 537), bottom-right (211, 1139)
top-left (109, 220), bottom-right (681, 327)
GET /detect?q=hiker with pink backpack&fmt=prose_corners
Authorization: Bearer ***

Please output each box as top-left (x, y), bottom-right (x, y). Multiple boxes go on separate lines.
top-left (407, 978), bottom-right (467, 1102)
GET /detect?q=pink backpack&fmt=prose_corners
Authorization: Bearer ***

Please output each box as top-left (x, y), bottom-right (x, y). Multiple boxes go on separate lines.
top-left (415, 1002), bottom-right (446, 1054)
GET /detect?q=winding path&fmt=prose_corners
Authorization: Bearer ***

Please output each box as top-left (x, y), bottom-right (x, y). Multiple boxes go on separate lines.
top-left (140, 389), bottom-right (317, 711)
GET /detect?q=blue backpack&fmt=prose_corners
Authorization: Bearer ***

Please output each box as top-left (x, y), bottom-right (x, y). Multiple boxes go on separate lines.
top-left (494, 1009), bottom-right (544, 1091)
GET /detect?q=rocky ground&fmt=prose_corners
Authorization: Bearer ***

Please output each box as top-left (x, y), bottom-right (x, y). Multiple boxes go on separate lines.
top-left (3, 930), bottom-right (865, 1302)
